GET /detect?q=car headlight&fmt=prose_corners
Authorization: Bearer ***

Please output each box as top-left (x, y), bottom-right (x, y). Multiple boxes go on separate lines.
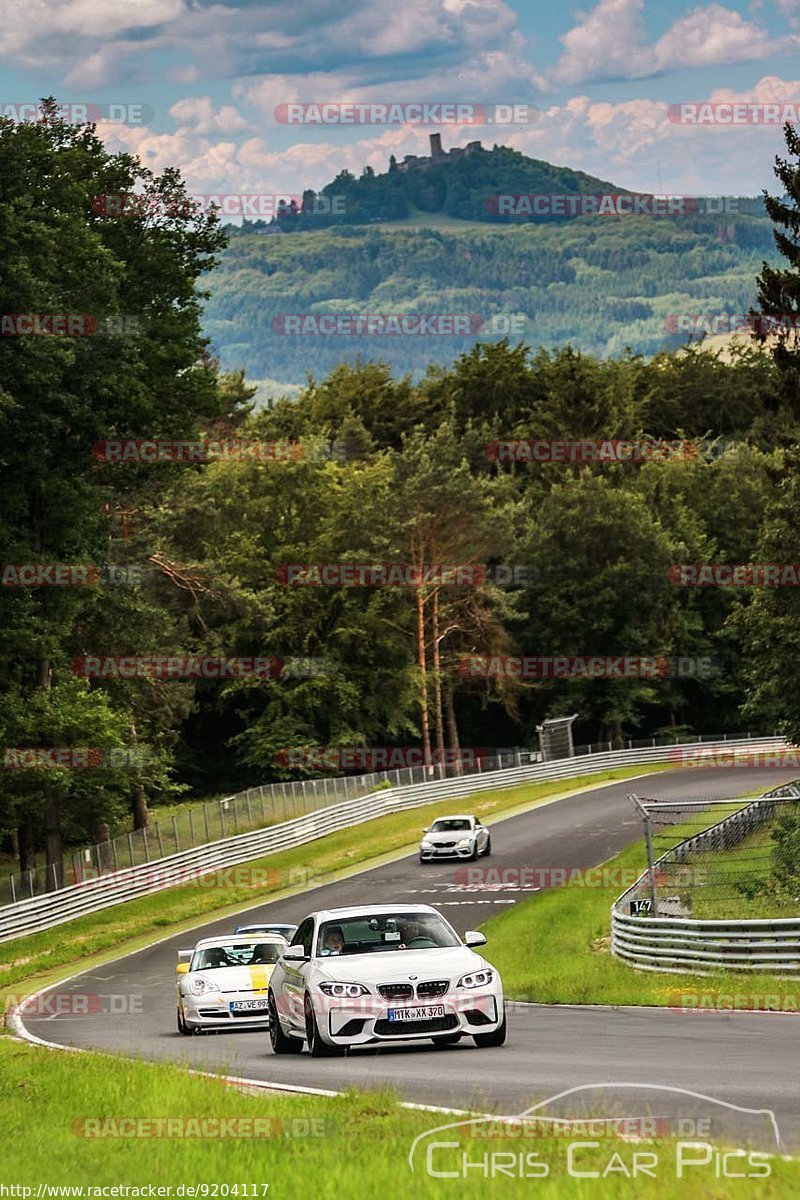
top-left (457, 968), bottom-right (494, 989)
top-left (420, 840), bottom-right (433, 849)
top-left (456, 838), bottom-right (473, 848)
top-left (188, 976), bottom-right (221, 996)
top-left (318, 982), bottom-right (370, 998)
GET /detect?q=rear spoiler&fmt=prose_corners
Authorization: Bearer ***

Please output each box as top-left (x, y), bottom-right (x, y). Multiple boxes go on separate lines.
top-left (177, 949), bottom-right (193, 963)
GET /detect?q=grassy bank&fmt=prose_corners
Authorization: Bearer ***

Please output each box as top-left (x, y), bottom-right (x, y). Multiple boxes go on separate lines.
top-left (0, 764), bottom-right (669, 1004)
top-left (0, 1032), bottom-right (795, 1197)
top-left (482, 831), bottom-right (800, 1009)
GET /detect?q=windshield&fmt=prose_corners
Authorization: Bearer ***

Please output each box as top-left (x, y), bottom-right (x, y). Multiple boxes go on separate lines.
top-left (191, 941), bottom-right (284, 970)
top-left (430, 818), bottom-right (473, 832)
top-left (316, 912), bottom-right (460, 956)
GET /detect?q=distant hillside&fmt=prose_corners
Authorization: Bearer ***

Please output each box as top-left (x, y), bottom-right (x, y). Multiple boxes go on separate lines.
top-left (231, 140), bottom-right (768, 234)
top-left (204, 205), bottom-right (778, 387)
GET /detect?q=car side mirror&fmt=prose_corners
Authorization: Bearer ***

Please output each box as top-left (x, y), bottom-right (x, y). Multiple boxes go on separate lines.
top-left (176, 963), bottom-right (190, 975)
top-left (464, 931), bottom-right (487, 947)
top-left (422, 826), bottom-right (430, 833)
top-left (282, 944), bottom-right (308, 961)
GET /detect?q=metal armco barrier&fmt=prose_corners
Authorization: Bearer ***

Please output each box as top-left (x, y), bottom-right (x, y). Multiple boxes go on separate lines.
top-left (612, 777), bottom-right (800, 973)
top-left (0, 735), bottom-right (790, 944)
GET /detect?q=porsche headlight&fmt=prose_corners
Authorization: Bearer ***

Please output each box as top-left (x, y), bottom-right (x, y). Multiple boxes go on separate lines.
top-left (188, 976), bottom-right (221, 996)
top-left (457, 968), bottom-right (494, 989)
top-left (318, 982), bottom-right (369, 998)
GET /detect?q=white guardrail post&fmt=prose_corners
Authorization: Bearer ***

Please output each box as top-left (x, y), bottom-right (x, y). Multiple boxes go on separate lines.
top-left (0, 735), bottom-right (791, 944)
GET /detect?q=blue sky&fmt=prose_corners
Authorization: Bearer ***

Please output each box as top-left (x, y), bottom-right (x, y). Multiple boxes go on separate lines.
top-left (2, 0), bottom-right (800, 196)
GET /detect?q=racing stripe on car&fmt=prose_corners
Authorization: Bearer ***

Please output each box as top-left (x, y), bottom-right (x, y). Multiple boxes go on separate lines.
top-left (248, 964), bottom-right (270, 993)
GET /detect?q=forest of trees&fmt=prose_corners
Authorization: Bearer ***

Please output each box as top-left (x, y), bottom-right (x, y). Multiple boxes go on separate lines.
top-left (207, 207), bottom-right (777, 384)
top-left (3, 105), bottom-right (800, 884)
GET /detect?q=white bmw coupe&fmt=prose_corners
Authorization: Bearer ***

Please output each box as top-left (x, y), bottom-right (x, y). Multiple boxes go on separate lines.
top-left (267, 903), bottom-right (506, 1056)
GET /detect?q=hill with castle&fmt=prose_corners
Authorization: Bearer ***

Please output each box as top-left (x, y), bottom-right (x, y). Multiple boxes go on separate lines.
top-left (243, 137), bottom-right (634, 231)
top-left (206, 138), bottom-right (775, 390)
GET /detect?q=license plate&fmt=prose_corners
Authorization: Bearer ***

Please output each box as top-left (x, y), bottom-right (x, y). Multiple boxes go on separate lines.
top-left (387, 1005), bottom-right (446, 1022)
top-left (230, 998), bottom-right (269, 1013)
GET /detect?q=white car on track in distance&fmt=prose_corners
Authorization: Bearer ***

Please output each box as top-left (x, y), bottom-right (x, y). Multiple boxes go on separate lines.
top-left (233, 922), bottom-right (299, 941)
top-left (419, 813), bottom-right (491, 862)
top-left (176, 933), bottom-right (288, 1034)
top-left (267, 903), bottom-right (505, 1057)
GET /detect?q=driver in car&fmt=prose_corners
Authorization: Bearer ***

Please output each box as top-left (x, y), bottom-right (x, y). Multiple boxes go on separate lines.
top-left (202, 947), bottom-right (233, 968)
top-left (322, 926), bottom-right (345, 955)
top-left (397, 919), bottom-right (422, 949)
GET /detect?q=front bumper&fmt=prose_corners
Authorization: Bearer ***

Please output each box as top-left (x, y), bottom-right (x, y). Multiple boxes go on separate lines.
top-left (180, 990), bottom-right (271, 1029)
top-left (313, 988), bottom-right (503, 1046)
top-left (419, 842), bottom-right (476, 860)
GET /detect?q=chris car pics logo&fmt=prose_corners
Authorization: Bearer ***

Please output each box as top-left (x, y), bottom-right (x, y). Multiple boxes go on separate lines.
top-left (408, 1084), bottom-right (778, 1180)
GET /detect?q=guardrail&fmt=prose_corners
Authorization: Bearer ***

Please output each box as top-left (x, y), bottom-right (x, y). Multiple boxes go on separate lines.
top-left (1, 748), bottom-right (544, 905)
top-left (0, 734), bottom-right (789, 944)
top-left (3, 730), bottom-right (770, 905)
top-left (612, 778), bottom-right (800, 973)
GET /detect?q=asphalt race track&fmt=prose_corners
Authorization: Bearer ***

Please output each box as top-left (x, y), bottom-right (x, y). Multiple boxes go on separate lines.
top-left (18, 766), bottom-right (800, 1150)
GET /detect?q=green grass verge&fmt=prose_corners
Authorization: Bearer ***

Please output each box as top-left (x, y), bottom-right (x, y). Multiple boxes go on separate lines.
top-left (0, 764), bottom-right (670, 1006)
top-left (688, 816), bottom-right (800, 920)
top-left (481, 827), bottom-right (800, 1009)
top-left (0, 1032), bottom-right (796, 1196)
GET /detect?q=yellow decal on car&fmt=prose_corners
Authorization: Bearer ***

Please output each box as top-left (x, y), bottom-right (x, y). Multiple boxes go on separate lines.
top-left (248, 964), bottom-right (272, 993)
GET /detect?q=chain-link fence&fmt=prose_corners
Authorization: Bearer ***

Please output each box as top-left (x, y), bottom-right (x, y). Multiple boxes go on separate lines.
top-left (0, 747), bottom-right (544, 906)
top-left (574, 730), bottom-right (762, 756)
top-left (628, 782), bottom-right (800, 920)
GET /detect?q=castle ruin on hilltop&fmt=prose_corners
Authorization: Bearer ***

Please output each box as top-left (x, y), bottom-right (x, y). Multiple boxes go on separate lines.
top-left (391, 133), bottom-right (482, 173)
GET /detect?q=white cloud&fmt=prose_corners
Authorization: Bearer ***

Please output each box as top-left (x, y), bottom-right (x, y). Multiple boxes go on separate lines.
top-left (168, 96), bottom-right (251, 135)
top-left (97, 75), bottom-right (798, 203)
top-left (508, 75), bottom-right (800, 195)
top-left (233, 51), bottom-right (546, 128)
top-left (0, 0), bottom-right (528, 89)
top-left (552, 0), bottom-right (800, 85)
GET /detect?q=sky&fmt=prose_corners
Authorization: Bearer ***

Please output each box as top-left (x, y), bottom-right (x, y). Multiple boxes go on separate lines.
top-left (2, 0), bottom-right (800, 198)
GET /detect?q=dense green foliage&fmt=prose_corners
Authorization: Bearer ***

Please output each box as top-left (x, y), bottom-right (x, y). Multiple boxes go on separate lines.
top-left (3, 108), bottom-right (800, 878)
top-left (207, 214), bottom-right (776, 384)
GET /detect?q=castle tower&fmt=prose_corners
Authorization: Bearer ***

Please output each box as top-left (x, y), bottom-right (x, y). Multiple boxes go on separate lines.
top-left (429, 132), bottom-right (443, 157)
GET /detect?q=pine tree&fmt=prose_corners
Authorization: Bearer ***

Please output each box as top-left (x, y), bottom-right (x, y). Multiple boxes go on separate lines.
top-left (754, 123), bottom-right (800, 388)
